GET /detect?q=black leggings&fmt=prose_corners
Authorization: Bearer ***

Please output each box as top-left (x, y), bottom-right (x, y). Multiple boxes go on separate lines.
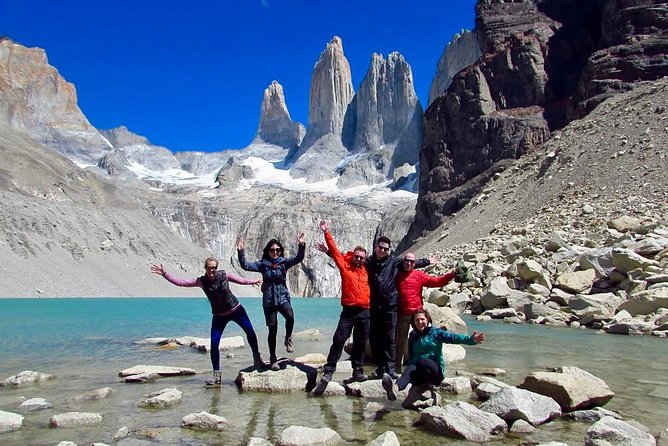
top-left (263, 302), bottom-right (294, 359)
top-left (397, 358), bottom-right (444, 390)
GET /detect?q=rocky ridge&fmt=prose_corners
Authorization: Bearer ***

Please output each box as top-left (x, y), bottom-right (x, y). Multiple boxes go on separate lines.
top-left (407, 77), bottom-right (668, 337)
top-left (406, 0), bottom-right (668, 245)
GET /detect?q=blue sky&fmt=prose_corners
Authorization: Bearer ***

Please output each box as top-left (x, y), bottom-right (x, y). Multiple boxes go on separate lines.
top-left (2, 0), bottom-right (477, 152)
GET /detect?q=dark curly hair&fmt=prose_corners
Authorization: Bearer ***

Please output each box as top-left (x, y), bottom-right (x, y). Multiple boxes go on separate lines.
top-left (410, 308), bottom-right (432, 330)
top-left (262, 238), bottom-right (284, 260)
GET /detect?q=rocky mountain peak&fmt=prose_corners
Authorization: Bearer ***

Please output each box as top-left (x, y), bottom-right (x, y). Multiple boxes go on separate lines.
top-left (338, 50), bottom-right (423, 188)
top-left (253, 80), bottom-right (304, 149)
top-left (101, 126), bottom-right (150, 148)
top-left (428, 29), bottom-right (481, 106)
top-left (287, 36), bottom-right (355, 182)
top-left (304, 35), bottom-right (354, 144)
top-left (0, 38), bottom-right (111, 164)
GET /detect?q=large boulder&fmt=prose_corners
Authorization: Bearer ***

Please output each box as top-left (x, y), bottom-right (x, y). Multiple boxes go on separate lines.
top-left (556, 269), bottom-right (597, 294)
top-left (419, 402), bottom-right (507, 442)
top-left (519, 366), bottom-right (614, 411)
top-left (584, 416), bottom-right (656, 446)
top-left (424, 302), bottom-right (467, 333)
top-left (480, 277), bottom-right (511, 309)
top-left (480, 386), bottom-right (561, 426)
top-left (568, 293), bottom-right (624, 321)
top-left (618, 288), bottom-right (668, 316)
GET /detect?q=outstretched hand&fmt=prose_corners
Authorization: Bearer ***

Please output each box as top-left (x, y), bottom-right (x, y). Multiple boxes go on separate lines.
top-left (150, 264), bottom-right (166, 276)
top-left (429, 255), bottom-right (438, 264)
top-left (314, 242), bottom-right (328, 253)
top-left (319, 220), bottom-right (328, 232)
top-left (297, 232), bottom-right (306, 245)
top-left (236, 237), bottom-right (245, 250)
top-left (471, 331), bottom-right (485, 344)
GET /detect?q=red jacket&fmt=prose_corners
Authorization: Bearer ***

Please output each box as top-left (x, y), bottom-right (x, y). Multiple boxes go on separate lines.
top-left (324, 230), bottom-right (370, 309)
top-left (396, 268), bottom-right (454, 315)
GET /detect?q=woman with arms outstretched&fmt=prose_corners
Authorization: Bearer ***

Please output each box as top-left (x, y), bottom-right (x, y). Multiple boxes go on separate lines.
top-left (151, 257), bottom-right (264, 386)
top-left (237, 233), bottom-right (306, 370)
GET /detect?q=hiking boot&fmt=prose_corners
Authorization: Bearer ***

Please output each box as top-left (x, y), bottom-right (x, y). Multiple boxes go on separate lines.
top-left (320, 371), bottom-right (334, 384)
top-left (385, 369), bottom-right (400, 380)
top-left (351, 367), bottom-right (367, 382)
top-left (205, 370), bottom-right (222, 386)
top-left (381, 373), bottom-right (397, 401)
top-left (253, 354), bottom-right (266, 369)
top-left (285, 337), bottom-right (294, 353)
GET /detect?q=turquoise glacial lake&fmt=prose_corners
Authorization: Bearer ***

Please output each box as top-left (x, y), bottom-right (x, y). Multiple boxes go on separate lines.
top-left (0, 297), bottom-right (667, 445)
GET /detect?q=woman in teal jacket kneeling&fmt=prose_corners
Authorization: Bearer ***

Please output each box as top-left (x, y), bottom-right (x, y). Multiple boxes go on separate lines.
top-left (382, 308), bottom-right (485, 400)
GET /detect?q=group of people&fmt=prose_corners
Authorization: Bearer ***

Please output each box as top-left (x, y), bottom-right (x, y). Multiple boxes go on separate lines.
top-left (151, 223), bottom-right (485, 399)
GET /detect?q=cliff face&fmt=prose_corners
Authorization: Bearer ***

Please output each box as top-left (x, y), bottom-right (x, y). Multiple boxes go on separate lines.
top-left (402, 0), bottom-right (668, 248)
top-left (0, 38), bottom-right (111, 164)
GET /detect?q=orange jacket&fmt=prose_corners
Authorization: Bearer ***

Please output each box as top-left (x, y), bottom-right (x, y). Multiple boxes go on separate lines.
top-left (324, 230), bottom-right (370, 309)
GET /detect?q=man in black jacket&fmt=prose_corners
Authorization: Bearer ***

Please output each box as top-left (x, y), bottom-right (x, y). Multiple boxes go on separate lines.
top-left (366, 236), bottom-right (430, 379)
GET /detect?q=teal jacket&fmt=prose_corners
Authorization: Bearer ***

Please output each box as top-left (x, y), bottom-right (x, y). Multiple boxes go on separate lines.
top-left (408, 325), bottom-right (477, 374)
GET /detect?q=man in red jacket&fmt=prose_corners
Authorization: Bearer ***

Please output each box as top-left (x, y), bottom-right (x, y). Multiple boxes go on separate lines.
top-left (316, 220), bottom-right (371, 390)
top-left (395, 252), bottom-right (456, 371)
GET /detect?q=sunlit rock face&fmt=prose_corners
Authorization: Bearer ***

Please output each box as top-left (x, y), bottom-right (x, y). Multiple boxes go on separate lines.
top-left (0, 38), bottom-right (111, 164)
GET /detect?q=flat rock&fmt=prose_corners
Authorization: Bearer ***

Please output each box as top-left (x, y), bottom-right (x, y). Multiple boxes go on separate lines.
top-left (440, 377), bottom-right (472, 394)
top-left (236, 363), bottom-right (317, 393)
top-left (118, 365), bottom-right (197, 377)
top-left (0, 370), bottom-right (55, 387)
top-left (181, 411), bottom-right (228, 431)
top-left (50, 412), bottom-right (103, 428)
top-left (276, 425), bottom-right (342, 446)
top-left (566, 407), bottom-right (622, 422)
top-left (293, 329), bottom-right (322, 341)
top-left (137, 388), bottom-right (182, 408)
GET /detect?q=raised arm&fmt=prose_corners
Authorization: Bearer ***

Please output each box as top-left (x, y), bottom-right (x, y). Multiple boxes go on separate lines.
top-left (226, 272), bottom-right (261, 286)
top-left (321, 221), bottom-right (345, 269)
top-left (421, 269), bottom-right (455, 288)
top-left (236, 238), bottom-right (263, 272)
top-left (151, 264), bottom-right (200, 288)
top-left (284, 232), bottom-right (306, 268)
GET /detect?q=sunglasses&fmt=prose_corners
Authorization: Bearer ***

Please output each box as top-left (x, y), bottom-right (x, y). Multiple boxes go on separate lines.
top-left (353, 255), bottom-right (365, 260)
top-left (377, 246), bottom-right (390, 252)
top-left (206, 266), bottom-right (218, 270)
top-left (403, 259), bottom-right (416, 264)
top-left (269, 248), bottom-right (281, 253)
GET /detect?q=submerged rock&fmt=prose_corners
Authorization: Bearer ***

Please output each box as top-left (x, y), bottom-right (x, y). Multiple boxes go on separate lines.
top-left (137, 388), bottom-right (182, 409)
